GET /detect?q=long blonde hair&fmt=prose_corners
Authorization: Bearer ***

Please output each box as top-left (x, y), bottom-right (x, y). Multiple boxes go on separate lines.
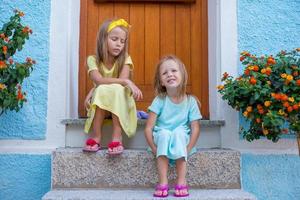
top-left (154, 55), bottom-right (188, 98)
top-left (95, 19), bottom-right (129, 77)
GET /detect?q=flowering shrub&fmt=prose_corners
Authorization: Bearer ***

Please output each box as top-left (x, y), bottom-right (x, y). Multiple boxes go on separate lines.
top-left (0, 10), bottom-right (35, 115)
top-left (218, 49), bottom-right (300, 142)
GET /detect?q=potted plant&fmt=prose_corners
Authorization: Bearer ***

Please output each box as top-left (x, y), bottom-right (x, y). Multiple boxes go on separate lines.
top-left (0, 10), bottom-right (35, 115)
top-left (217, 49), bottom-right (300, 153)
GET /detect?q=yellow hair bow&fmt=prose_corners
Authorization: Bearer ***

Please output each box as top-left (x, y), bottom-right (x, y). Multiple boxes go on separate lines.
top-left (107, 19), bottom-right (130, 33)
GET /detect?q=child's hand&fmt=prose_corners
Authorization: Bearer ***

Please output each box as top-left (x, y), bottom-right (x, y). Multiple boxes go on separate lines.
top-left (151, 146), bottom-right (157, 155)
top-left (125, 80), bottom-right (143, 101)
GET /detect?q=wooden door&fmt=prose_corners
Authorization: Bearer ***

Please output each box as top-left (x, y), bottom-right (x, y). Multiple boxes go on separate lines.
top-left (79, 0), bottom-right (209, 119)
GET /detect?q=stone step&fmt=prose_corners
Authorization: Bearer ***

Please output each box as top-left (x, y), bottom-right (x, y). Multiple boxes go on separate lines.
top-left (52, 148), bottom-right (240, 189)
top-left (63, 119), bottom-right (225, 149)
top-left (43, 188), bottom-right (256, 200)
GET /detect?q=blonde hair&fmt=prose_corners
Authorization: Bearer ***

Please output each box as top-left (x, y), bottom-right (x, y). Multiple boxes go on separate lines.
top-left (95, 19), bottom-right (129, 77)
top-left (154, 55), bottom-right (188, 97)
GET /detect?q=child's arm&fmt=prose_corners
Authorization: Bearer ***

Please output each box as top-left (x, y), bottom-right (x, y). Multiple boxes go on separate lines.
top-left (90, 65), bottom-right (143, 100)
top-left (187, 120), bottom-right (200, 153)
top-left (144, 111), bottom-right (157, 154)
top-left (84, 88), bottom-right (94, 110)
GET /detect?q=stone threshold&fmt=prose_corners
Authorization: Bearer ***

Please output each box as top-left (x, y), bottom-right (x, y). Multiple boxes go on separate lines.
top-left (61, 118), bottom-right (225, 128)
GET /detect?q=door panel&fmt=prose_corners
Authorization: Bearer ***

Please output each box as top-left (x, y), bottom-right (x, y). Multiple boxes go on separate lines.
top-left (79, 0), bottom-right (209, 119)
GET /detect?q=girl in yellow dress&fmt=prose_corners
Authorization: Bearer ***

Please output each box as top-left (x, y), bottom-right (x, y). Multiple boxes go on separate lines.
top-left (83, 19), bottom-right (143, 154)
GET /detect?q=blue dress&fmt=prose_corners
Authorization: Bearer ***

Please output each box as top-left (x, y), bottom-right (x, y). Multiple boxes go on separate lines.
top-left (148, 95), bottom-right (202, 161)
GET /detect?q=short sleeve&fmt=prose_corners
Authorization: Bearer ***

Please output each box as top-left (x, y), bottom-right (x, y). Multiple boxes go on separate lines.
top-left (87, 55), bottom-right (99, 74)
top-left (188, 96), bottom-right (202, 122)
top-left (148, 96), bottom-right (163, 116)
top-left (125, 55), bottom-right (134, 71)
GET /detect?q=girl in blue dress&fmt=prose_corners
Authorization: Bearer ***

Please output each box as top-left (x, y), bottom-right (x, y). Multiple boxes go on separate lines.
top-left (145, 55), bottom-right (201, 198)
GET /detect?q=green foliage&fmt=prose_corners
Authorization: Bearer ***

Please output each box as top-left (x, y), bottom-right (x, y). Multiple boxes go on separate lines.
top-left (218, 49), bottom-right (300, 142)
top-left (0, 10), bottom-right (35, 115)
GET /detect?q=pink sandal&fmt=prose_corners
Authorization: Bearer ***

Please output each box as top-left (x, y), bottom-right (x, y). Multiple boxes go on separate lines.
top-left (153, 184), bottom-right (169, 198)
top-left (107, 141), bottom-right (124, 155)
top-left (82, 138), bottom-right (101, 152)
top-left (174, 184), bottom-right (189, 197)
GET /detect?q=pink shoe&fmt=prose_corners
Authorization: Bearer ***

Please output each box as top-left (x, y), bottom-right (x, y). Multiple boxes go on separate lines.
top-left (82, 138), bottom-right (101, 152)
top-left (153, 184), bottom-right (169, 198)
top-left (174, 184), bottom-right (189, 197)
top-left (107, 141), bottom-right (124, 155)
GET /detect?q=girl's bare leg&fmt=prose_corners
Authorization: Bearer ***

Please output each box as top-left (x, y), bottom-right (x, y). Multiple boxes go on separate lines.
top-left (175, 158), bottom-right (188, 196)
top-left (154, 156), bottom-right (169, 196)
top-left (85, 107), bottom-right (106, 150)
top-left (107, 113), bottom-right (123, 153)
top-left (111, 113), bottom-right (122, 141)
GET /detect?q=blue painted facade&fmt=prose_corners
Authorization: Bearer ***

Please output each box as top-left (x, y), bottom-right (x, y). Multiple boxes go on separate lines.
top-left (0, 0), bottom-right (50, 139)
top-left (0, 154), bottom-right (51, 200)
top-left (242, 154), bottom-right (300, 200)
top-left (238, 0), bottom-right (300, 199)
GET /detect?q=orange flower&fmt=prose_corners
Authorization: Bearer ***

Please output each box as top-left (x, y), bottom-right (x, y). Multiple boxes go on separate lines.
top-left (244, 69), bottom-right (250, 76)
top-left (283, 102), bottom-right (290, 108)
top-left (281, 94), bottom-right (288, 101)
top-left (286, 75), bottom-right (294, 81)
top-left (278, 109), bottom-right (285, 115)
top-left (296, 79), bottom-right (300, 86)
top-left (223, 72), bottom-right (229, 79)
top-left (256, 118), bottom-right (261, 123)
top-left (264, 101), bottom-right (271, 107)
top-left (281, 73), bottom-right (287, 78)
top-left (0, 60), bottom-right (7, 69)
top-left (243, 111), bottom-right (249, 117)
top-left (0, 83), bottom-right (6, 90)
top-left (253, 65), bottom-right (259, 72)
top-left (2, 46), bottom-right (7, 54)
top-left (267, 57), bottom-right (276, 65)
top-left (249, 77), bottom-right (257, 85)
top-left (292, 104), bottom-right (299, 110)
top-left (293, 71), bottom-right (298, 77)
top-left (257, 104), bottom-right (263, 110)
top-left (240, 56), bottom-right (245, 61)
top-left (265, 67), bottom-right (272, 76)
top-left (258, 109), bottom-right (264, 114)
top-left (261, 68), bottom-right (266, 74)
top-left (217, 85), bottom-right (224, 90)
top-left (263, 129), bottom-right (269, 135)
top-left (246, 106), bottom-right (253, 112)
top-left (287, 106), bottom-right (293, 112)
top-left (288, 97), bottom-right (295, 103)
top-left (17, 90), bottom-right (24, 100)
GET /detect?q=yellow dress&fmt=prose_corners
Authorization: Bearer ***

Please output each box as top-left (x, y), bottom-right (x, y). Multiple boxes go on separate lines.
top-left (84, 55), bottom-right (137, 138)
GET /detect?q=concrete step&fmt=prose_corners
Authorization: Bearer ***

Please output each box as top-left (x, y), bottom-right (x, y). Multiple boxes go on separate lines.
top-left (52, 148), bottom-right (240, 189)
top-left (43, 188), bottom-right (257, 200)
top-left (63, 119), bottom-right (225, 149)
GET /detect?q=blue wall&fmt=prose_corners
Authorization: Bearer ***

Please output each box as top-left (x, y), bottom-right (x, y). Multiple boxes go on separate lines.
top-left (0, 0), bottom-right (50, 139)
top-left (242, 154), bottom-right (300, 200)
top-left (238, 0), bottom-right (300, 199)
top-left (238, 0), bottom-right (300, 56)
top-left (0, 154), bottom-right (51, 200)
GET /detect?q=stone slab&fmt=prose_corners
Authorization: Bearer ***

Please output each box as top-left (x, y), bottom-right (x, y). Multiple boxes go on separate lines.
top-left (52, 148), bottom-right (240, 189)
top-left (43, 188), bottom-right (256, 200)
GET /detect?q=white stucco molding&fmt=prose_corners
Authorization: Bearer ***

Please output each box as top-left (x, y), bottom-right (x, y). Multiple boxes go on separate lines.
top-left (217, 0), bottom-right (298, 154)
